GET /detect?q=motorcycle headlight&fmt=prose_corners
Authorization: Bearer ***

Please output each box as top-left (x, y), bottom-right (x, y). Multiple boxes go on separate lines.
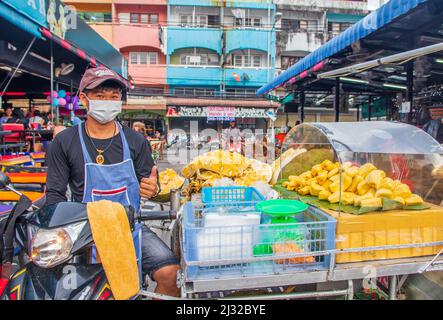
top-left (29, 221), bottom-right (86, 268)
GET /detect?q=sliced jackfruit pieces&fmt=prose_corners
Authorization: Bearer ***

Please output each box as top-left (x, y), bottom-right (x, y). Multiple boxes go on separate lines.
top-left (375, 188), bottom-right (393, 199)
top-left (348, 175), bottom-right (364, 193)
top-left (358, 163), bottom-right (377, 178)
top-left (318, 189), bottom-right (332, 200)
top-left (360, 198), bottom-right (383, 208)
top-left (404, 194), bottom-right (424, 206)
top-left (365, 170), bottom-right (386, 188)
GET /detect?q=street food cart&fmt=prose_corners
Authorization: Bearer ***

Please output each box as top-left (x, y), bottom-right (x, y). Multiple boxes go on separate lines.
top-left (149, 121), bottom-right (443, 300)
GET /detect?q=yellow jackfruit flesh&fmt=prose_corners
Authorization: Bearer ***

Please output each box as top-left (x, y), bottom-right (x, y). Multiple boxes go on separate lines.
top-left (404, 195), bottom-right (424, 206)
top-left (360, 198), bottom-right (383, 208)
top-left (358, 163), bottom-right (377, 178)
top-left (378, 177), bottom-right (395, 190)
top-left (316, 170), bottom-right (328, 185)
top-left (375, 188), bottom-right (393, 199)
top-left (310, 183), bottom-right (324, 196)
top-left (393, 183), bottom-right (412, 198)
top-left (357, 180), bottom-right (371, 195)
top-left (327, 168), bottom-right (339, 178)
top-left (348, 175), bottom-right (363, 193)
top-left (298, 186), bottom-right (311, 195)
top-left (318, 189), bottom-right (331, 200)
top-left (354, 192), bottom-right (376, 207)
top-left (393, 196), bottom-right (405, 205)
top-left (365, 170), bottom-right (386, 188)
top-left (311, 164), bottom-right (323, 176)
top-left (345, 166), bottom-right (359, 177)
top-left (328, 192), bottom-right (355, 205)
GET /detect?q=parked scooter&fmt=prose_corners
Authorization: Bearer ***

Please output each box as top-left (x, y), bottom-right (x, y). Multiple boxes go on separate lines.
top-left (0, 172), bottom-right (176, 300)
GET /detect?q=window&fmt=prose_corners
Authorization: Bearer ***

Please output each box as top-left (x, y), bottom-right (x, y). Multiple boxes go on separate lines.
top-left (208, 15), bottom-right (219, 28)
top-left (328, 22), bottom-right (352, 33)
top-left (252, 55), bottom-right (261, 68)
top-left (128, 13), bottom-right (159, 24)
top-left (233, 55), bottom-right (261, 68)
top-left (150, 14), bottom-right (158, 24)
top-left (119, 13), bottom-right (130, 24)
top-left (253, 18), bottom-right (261, 27)
top-left (226, 88), bottom-right (256, 97)
top-left (281, 19), bottom-right (299, 31)
top-left (180, 15), bottom-right (191, 26)
top-left (130, 13), bottom-right (139, 24)
top-left (197, 15), bottom-right (208, 27)
top-left (78, 12), bottom-right (112, 23)
top-left (175, 87), bottom-right (215, 97)
top-left (177, 49), bottom-right (219, 66)
top-left (235, 17), bottom-right (261, 28)
top-left (129, 52), bottom-right (158, 65)
top-left (140, 14), bottom-right (149, 24)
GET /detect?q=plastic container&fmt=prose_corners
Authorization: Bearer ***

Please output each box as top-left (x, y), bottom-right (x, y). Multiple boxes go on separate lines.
top-left (182, 202), bottom-right (337, 281)
top-left (201, 186), bottom-right (265, 207)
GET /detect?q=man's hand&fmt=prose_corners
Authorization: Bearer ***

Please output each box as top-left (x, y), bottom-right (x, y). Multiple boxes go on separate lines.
top-left (140, 166), bottom-right (159, 199)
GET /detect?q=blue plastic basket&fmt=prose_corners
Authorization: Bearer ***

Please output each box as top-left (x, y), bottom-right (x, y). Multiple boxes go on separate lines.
top-left (182, 202), bottom-right (337, 281)
top-left (201, 186), bottom-right (265, 207)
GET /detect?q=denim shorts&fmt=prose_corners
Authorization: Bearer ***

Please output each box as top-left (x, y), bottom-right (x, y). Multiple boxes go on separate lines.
top-left (141, 224), bottom-right (180, 280)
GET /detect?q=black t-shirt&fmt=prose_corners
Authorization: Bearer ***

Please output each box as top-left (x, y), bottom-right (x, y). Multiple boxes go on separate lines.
top-left (45, 123), bottom-right (155, 205)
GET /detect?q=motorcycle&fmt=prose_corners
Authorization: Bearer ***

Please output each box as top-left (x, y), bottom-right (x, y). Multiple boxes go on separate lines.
top-left (0, 172), bottom-right (177, 300)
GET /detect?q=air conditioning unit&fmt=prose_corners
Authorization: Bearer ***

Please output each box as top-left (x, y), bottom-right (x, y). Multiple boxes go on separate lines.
top-left (187, 56), bottom-right (201, 64)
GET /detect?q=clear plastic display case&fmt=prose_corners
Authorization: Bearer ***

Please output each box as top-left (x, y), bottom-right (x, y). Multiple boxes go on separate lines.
top-left (280, 121), bottom-right (443, 208)
top-left (277, 121), bottom-right (443, 263)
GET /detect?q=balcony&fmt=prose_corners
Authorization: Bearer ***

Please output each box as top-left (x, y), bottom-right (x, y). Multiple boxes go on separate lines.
top-left (168, 0), bottom-right (273, 9)
top-left (114, 0), bottom-right (166, 4)
top-left (225, 29), bottom-right (275, 56)
top-left (167, 65), bottom-right (222, 86)
top-left (279, 31), bottom-right (326, 54)
top-left (275, 0), bottom-right (368, 11)
top-left (223, 67), bottom-right (272, 87)
top-left (128, 64), bottom-right (167, 86)
top-left (113, 24), bottom-right (161, 50)
top-left (167, 27), bottom-right (222, 55)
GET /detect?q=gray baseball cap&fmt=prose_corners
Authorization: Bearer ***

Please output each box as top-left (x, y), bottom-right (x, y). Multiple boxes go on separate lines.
top-left (79, 67), bottom-right (127, 92)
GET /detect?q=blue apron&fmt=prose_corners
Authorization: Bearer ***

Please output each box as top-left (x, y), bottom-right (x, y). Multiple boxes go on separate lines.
top-left (78, 122), bottom-right (141, 212)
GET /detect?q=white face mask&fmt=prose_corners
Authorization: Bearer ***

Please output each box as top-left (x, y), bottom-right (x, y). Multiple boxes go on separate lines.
top-left (86, 98), bottom-right (122, 124)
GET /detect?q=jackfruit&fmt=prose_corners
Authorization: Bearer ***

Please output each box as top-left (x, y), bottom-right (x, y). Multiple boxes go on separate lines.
top-left (282, 181), bottom-right (290, 188)
top-left (365, 170), bottom-right (386, 188)
top-left (316, 170), bottom-right (328, 185)
top-left (360, 198), bottom-right (382, 208)
top-left (393, 196), bottom-right (406, 205)
top-left (348, 175), bottom-right (364, 193)
top-left (404, 194), bottom-right (424, 206)
top-left (358, 163), bottom-right (377, 178)
top-left (298, 186), bottom-right (311, 195)
top-left (310, 183), bottom-right (324, 196)
top-left (322, 180), bottom-right (333, 190)
top-left (327, 168), bottom-right (339, 178)
top-left (328, 192), bottom-right (355, 205)
top-left (329, 174), bottom-right (340, 182)
top-left (345, 166), bottom-right (359, 177)
top-left (318, 189), bottom-right (332, 200)
top-left (357, 180), bottom-right (371, 195)
top-left (311, 164), bottom-right (323, 176)
top-left (354, 192), bottom-right (376, 207)
top-left (378, 177), bottom-right (395, 191)
top-left (321, 160), bottom-right (336, 171)
top-left (375, 188), bottom-right (393, 199)
top-left (393, 183), bottom-right (412, 199)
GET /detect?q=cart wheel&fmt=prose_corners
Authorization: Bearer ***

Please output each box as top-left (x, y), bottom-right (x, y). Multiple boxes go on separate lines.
top-left (171, 217), bottom-right (182, 261)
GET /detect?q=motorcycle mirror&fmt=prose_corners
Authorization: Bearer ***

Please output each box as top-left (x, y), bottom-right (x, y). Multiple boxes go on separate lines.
top-left (0, 172), bottom-right (11, 189)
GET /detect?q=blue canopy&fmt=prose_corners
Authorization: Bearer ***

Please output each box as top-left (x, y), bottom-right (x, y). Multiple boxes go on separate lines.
top-left (257, 0), bottom-right (429, 96)
top-left (0, 0), bottom-right (47, 38)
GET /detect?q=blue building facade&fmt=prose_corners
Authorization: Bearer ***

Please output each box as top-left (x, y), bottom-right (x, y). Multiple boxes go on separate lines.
top-left (166, 0), bottom-right (276, 98)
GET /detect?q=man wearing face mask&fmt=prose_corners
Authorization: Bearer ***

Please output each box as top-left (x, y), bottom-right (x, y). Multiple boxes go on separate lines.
top-left (45, 67), bottom-right (180, 297)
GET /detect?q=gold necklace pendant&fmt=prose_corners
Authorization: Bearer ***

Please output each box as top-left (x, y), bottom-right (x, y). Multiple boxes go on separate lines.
top-left (96, 149), bottom-right (105, 165)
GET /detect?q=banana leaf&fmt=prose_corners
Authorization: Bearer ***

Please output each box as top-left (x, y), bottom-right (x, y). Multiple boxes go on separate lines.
top-left (382, 198), bottom-right (403, 211)
top-left (402, 204), bottom-right (431, 210)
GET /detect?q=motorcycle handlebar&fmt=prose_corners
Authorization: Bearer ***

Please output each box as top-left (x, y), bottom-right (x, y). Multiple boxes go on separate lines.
top-left (136, 210), bottom-right (177, 221)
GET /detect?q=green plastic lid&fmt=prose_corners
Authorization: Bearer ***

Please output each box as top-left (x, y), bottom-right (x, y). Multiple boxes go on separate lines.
top-left (256, 199), bottom-right (309, 217)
